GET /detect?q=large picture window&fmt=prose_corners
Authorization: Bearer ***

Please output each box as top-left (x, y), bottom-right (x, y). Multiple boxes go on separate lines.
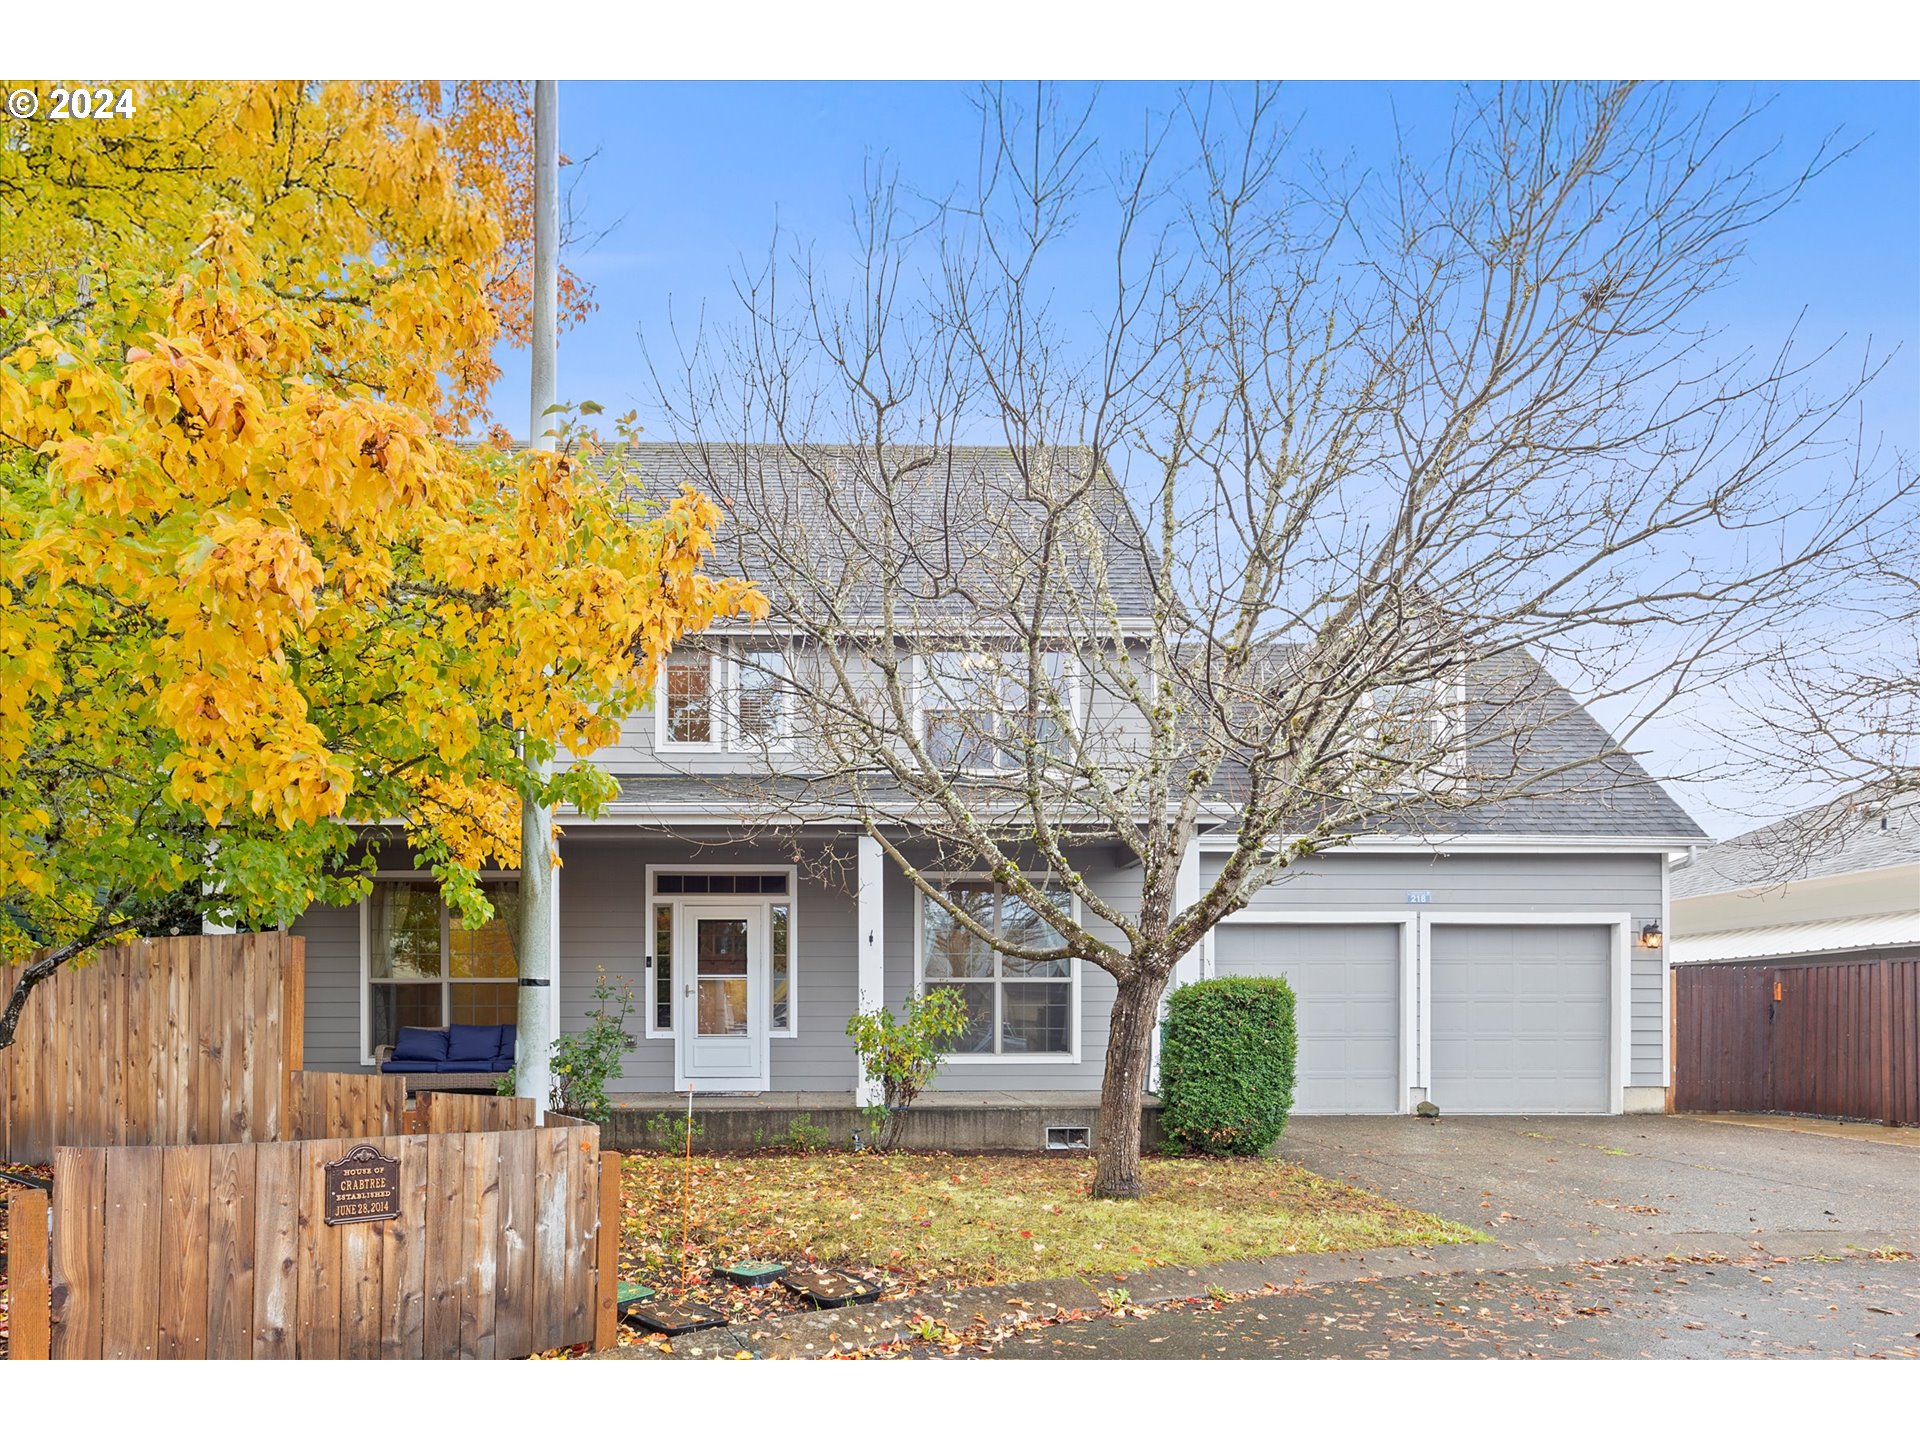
top-left (920, 880), bottom-right (1075, 1058)
top-left (365, 879), bottom-right (519, 1057)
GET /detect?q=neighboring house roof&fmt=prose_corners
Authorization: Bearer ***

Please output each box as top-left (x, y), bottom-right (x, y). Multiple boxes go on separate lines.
top-left (1671, 792), bottom-right (1920, 898)
top-left (1669, 911), bottom-right (1920, 965)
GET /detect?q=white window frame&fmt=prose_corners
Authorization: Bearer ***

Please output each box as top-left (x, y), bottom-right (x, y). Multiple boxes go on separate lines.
top-left (644, 864), bottom-right (799, 1041)
top-left (655, 649), bottom-right (726, 753)
top-left (357, 871), bottom-right (524, 1067)
top-left (912, 649), bottom-right (1081, 773)
top-left (730, 647), bottom-right (795, 754)
top-left (914, 873), bottom-right (1082, 1064)
top-left (654, 644), bottom-right (796, 754)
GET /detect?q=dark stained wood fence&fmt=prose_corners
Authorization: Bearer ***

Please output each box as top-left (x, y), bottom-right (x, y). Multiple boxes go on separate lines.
top-left (1, 934), bottom-right (305, 1164)
top-left (1673, 956), bottom-right (1920, 1126)
top-left (25, 1122), bottom-right (617, 1359)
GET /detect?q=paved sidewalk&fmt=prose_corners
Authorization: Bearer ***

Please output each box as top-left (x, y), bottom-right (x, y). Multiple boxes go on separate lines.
top-left (983, 1256), bottom-right (1920, 1359)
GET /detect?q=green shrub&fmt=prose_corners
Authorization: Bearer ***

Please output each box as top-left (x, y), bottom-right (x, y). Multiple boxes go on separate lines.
top-left (643, 1112), bottom-right (704, 1151)
top-left (496, 967), bottom-right (637, 1122)
top-left (784, 1113), bottom-right (831, 1152)
top-left (844, 988), bottom-right (969, 1151)
top-left (1159, 976), bottom-right (1297, 1155)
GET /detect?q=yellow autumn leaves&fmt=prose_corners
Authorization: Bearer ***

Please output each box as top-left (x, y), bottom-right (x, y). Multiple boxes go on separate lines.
top-left (0, 80), bottom-right (761, 958)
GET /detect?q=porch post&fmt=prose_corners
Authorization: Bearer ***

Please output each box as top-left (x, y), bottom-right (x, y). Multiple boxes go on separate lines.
top-left (855, 835), bottom-right (886, 1106)
top-left (1151, 839), bottom-right (1203, 1091)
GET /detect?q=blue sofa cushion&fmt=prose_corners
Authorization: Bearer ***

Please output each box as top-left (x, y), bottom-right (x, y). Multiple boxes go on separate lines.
top-left (446, 1024), bottom-right (501, 1065)
top-left (380, 1059), bottom-right (442, 1074)
top-left (392, 1026), bottom-right (449, 1064)
top-left (489, 1055), bottom-right (514, 1073)
top-left (495, 1024), bottom-right (517, 1063)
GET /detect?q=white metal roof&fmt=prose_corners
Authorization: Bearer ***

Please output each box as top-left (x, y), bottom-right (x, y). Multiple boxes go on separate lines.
top-left (1670, 910), bottom-right (1920, 965)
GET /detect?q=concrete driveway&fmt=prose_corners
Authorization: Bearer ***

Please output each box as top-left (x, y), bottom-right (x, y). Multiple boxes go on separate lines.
top-left (1277, 1114), bottom-right (1920, 1263)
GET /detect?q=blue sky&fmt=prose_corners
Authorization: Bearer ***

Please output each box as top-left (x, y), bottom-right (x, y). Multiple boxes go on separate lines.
top-left (494, 81), bottom-right (1918, 443)
top-left (491, 82), bottom-right (1920, 836)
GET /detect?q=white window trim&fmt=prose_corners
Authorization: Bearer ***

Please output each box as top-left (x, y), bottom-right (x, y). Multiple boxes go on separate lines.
top-left (911, 650), bottom-right (1082, 775)
top-left (358, 870), bottom-right (523, 1068)
top-left (654, 650), bottom-right (726, 753)
top-left (731, 647), bottom-right (796, 755)
top-left (913, 872), bottom-right (1082, 1064)
top-left (644, 863), bottom-right (800, 1041)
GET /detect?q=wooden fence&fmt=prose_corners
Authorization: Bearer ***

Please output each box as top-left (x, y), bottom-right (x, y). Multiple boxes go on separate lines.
top-left (1, 934), bottom-right (305, 1164)
top-left (287, 1073), bottom-right (410, 1141)
top-left (9, 1122), bottom-right (619, 1360)
top-left (1673, 955), bottom-right (1920, 1126)
top-left (415, 1091), bottom-right (538, 1135)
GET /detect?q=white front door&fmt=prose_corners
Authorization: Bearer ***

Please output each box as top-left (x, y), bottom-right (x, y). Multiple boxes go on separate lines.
top-left (677, 903), bottom-right (769, 1088)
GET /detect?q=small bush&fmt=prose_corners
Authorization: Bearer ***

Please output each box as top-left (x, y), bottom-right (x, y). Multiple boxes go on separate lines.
top-left (644, 1112), bottom-right (704, 1152)
top-left (844, 988), bottom-right (969, 1151)
top-left (1159, 976), bottom-right (1297, 1156)
top-left (785, 1113), bottom-right (831, 1152)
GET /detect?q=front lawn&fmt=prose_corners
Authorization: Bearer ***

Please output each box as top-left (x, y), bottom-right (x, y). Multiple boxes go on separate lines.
top-left (620, 1151), bottom-right (1483, 1297)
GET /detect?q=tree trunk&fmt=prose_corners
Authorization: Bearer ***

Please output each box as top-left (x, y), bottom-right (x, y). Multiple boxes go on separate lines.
top-left (1092, 968), bottom-right (1170, 1199)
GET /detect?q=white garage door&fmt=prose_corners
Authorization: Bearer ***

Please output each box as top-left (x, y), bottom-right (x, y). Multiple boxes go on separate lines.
top-left (1213, 923), bottom-right (1402, 1114)
top-left (1429, 924), bottom-right (1612, 1114)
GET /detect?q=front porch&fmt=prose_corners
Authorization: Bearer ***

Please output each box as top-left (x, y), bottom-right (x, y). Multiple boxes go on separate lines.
top-left (597, 1089), bottom-right (1165, 1154)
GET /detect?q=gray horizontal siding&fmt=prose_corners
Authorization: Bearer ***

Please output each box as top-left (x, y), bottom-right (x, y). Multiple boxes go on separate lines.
top-left (288, 835), bottom-right (1666, 1102)
top-left (290, 901), bottom-right (363, 1071)
top-left (559, 836), bottom-right (859, 1095)
top-left (1200, 849), bottom-right (1665, 1089)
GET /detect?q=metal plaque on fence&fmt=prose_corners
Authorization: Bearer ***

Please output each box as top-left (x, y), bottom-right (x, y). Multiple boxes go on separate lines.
top-left (323, 1144), bottom-right (401, 1226)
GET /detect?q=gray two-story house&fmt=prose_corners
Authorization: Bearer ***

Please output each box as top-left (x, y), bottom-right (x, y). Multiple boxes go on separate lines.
top-left (290, 445), bottom-right (1704, 1120)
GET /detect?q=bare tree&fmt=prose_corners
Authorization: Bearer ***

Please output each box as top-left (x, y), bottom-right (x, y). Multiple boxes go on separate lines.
top-left (648, 81), bottom-right (1905, 1198)
top-left (1715, 523), bottom-right (1920, 850)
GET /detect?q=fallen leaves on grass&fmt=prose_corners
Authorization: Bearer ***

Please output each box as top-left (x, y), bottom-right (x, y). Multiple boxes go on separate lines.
top-left (606, 1149), bottom-right (1482, 1348)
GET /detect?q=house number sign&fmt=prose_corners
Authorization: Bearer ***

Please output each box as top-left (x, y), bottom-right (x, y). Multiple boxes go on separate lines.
top-left (323, 1144), bottom-right (402, 1226)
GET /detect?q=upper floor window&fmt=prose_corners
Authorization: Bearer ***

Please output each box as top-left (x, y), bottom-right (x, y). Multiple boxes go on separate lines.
top-left (658, 646), bottom-right (792, 752)
top-left (918, 650), bottom-right (1074, 770)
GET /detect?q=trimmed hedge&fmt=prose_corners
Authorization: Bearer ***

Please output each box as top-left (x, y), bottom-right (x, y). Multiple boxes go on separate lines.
top-left (1159, 976), bottom-right (1298, 1155)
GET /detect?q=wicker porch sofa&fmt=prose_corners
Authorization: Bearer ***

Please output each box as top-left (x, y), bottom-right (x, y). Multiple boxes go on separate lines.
top-left (374, 1023), bottom-right (515, 1094)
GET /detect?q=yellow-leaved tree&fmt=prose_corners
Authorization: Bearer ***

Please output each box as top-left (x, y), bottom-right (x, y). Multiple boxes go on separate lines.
top-left (0, 81), bottom-right (764, 1045)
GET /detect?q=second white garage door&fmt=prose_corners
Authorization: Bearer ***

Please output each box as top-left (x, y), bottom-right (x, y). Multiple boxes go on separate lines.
top-left (1428, 923), bottom-right (1612, 1114)
top-left (1213, 923), bottom-right (1402, 1114)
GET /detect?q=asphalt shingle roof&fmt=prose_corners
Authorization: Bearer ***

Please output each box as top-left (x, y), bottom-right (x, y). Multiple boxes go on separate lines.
top-left (548, 443), bottom-right (1702, 843)
top-left (587, 442), bottom-right (1159, 627)
top-left (1672, 793), bottom-right (1920, 897)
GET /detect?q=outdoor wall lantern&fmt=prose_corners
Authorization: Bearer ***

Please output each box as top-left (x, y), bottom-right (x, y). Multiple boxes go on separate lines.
top-left (1640, 923), bottom-right (1664, 950)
